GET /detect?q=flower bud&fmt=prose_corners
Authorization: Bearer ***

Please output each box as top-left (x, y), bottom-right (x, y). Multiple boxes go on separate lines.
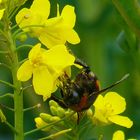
top-left (57, 107), bottom-right (65, 118)
top-left (50, 116), bottom-right (60, 122)
top-left (40, 113), bottom-right (52, 123)
top-left (17, 33), bottom-right (27, 42)
top-left (49, 100), bottom-right (59, 108)
top-left (50, 106), bottom-right (58, 116)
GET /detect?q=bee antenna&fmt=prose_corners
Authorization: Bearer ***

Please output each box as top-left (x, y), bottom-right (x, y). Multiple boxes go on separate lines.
top-left (89, 73), bottom-right (130, 97)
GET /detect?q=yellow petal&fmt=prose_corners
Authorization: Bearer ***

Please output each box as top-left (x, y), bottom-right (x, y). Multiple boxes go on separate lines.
top-left (44, 45), bottom-right (75, 70)
top-left (16, 8), bottom-right (34, 30)
top-left (31, 0), bottom-right (50, 20)
top-left (108, 115), bottom-right (133, 128)
top-left (93, 109), bottom-right (109, 124)
top-left (65, 29), bottom-right (80, 44)
top-left (104, 92), bottom-right (126, 114)
top-left (17, 60), bottom-right (33, 81)
top-left (0, 9), bottom-right (5, 20)
top-left (33, 66), bottom-right (54, 100)
top-left (112, 130), bottom-right (125, 140)
top-left (28, 43), bottom-right (41, 61)
top-left (93, 95), bottom-right (104, 109)
top-left (61, 5), bottom-right (76, 28)
top-left (39, 31), bottom-right (65, 48)
top-left (39, 17), bottom-right (65, 48)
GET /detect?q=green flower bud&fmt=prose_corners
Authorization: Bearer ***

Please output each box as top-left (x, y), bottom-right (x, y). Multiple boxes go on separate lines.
top-left (50, 106), bottom-right (58, 116)
top-left (40, 113), bottom-right (52, 123)
top-left (71, 113), bottom-right (78, 121)
top-left (64, 111), bottom-right (71, 117)
top-left (57, 107), bottom-right (65, 118)
top-left (49, 100), bottom-right (59, 108)
top-left (17, 33), bottom-right (27, 42)
top-left (50, 116), bottom-right (60, 122)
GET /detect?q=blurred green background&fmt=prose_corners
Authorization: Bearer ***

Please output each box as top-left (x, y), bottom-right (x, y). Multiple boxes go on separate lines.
top-left (0, 0), bottom-right (140, 139)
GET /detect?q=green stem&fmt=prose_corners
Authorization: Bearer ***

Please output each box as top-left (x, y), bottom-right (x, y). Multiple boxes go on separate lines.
top-left (24, 112), bottom-right (75, 136)
top-left (39, 128), bottom-right (72, 140)
top-left (0, 62), bottom-right (11, 69)
top-left (0, 93), bottom-right (14, 99)
top-left (23, 103), bottom-right (41, 112)
top-left (15, 44), bottom-right (33, 51)
top-left (0, 79), bottom-right (15, 88)
top-left (5, 121), bottom-right (18, 134)
top-left (0, 51), bottom-right (9, 54)
top-left (3, 6), bottom-right (24, 140)
top-left (0, 103), bottom-right (14, 111)
top-left (7, 28), bottom-right (24, 140)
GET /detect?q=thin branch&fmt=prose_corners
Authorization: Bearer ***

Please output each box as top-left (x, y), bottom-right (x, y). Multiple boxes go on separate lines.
top-left (0, 93), bottom-right (14, 99)
top-left (15, 44), bottom-right (33, 52)
top-left (0, 51), bottom-right (9, 54)
top-left (19, 58), bottom-right (28, 65)
top-left (23, 103), bottom-right (41, 112)
top-left (12, 25), bottom-right (45, 38)
top-left (22, 85), bottom-right (32, 91)
top-left (5, 121), bottom-right (17, 134)
top-left (38, 128), bottom-right (72, 140)
top-left (0, 62), bottom-right (11, 69)
top-left (24, 112), bottom-right (75, 136)
top-left (0, 79), bottom-right (15, 88)
top-left (0, 103), bottom-right (14, 112)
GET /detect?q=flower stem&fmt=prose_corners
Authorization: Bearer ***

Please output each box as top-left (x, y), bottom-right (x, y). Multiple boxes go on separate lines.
top-left (0, 79), bottom-right (15, 88)
top-left (24, 112), bottom-right (75, 136)
top-left (7, 28), bottom-right (24, 140)
top-left (5, 121), bottom-right (18, 134)
top-left (39, 128), bottom-right (72, 140)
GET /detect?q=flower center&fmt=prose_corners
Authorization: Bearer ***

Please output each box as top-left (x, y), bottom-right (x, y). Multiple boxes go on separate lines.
top-left (102, 102), bottom-right (114, 119)
top-left (31, 55), bottom-right (43, 68)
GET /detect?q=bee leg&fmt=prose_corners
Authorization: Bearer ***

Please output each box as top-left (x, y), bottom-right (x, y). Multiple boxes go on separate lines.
top-left (50, 95), bottom-right (68, 109)
top-left (77, 112), bottom-right (84, 125)
top-left (74, 58), bottom-right (90, 73)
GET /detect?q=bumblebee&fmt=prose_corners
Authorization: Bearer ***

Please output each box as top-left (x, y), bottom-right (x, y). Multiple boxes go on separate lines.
top-left (50, 59), bottom-right (129, 123)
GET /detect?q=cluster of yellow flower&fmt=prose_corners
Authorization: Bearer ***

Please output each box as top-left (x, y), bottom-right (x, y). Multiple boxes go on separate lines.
top-left (16, 0), bottom-right (80, 100)
top-left (15, 0), bottom-right (134, 139)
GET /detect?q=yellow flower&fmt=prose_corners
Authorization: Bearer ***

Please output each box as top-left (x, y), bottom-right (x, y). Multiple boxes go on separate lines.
top-left (112, 130), bottom-right (125, 140)
top-left (17, 43), bottom-right (75, 100)
top-left (38, 5), bottom-right (80, 48)
top-left (112, 130), bottom-right (136, 140)
top-left (16, 0), bottom-right (80, 48)
top-left (93, 92), bottom-right (133, 128)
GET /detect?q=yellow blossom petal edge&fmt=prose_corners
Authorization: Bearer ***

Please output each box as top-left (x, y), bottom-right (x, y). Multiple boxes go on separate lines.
top-left (38, 5), bottom-right (80, 48)
top-left (109, 115), bottom-right (133, 128)
top-left (17, 60), bottom-right (33, 81)
top-left (61, 5), bottom-right (76, 28)
top-left (30, 0), bottom-right (50, 20)
top-left (33, 66), bottom-right (54, 100)
top-left (112, 130), bottom-right (125, 140)
top-left (104, 92), bottom-right (126, 115)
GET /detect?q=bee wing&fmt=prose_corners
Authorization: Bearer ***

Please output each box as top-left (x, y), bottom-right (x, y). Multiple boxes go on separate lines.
top-left (89, 73), bottom-right (130, 98)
